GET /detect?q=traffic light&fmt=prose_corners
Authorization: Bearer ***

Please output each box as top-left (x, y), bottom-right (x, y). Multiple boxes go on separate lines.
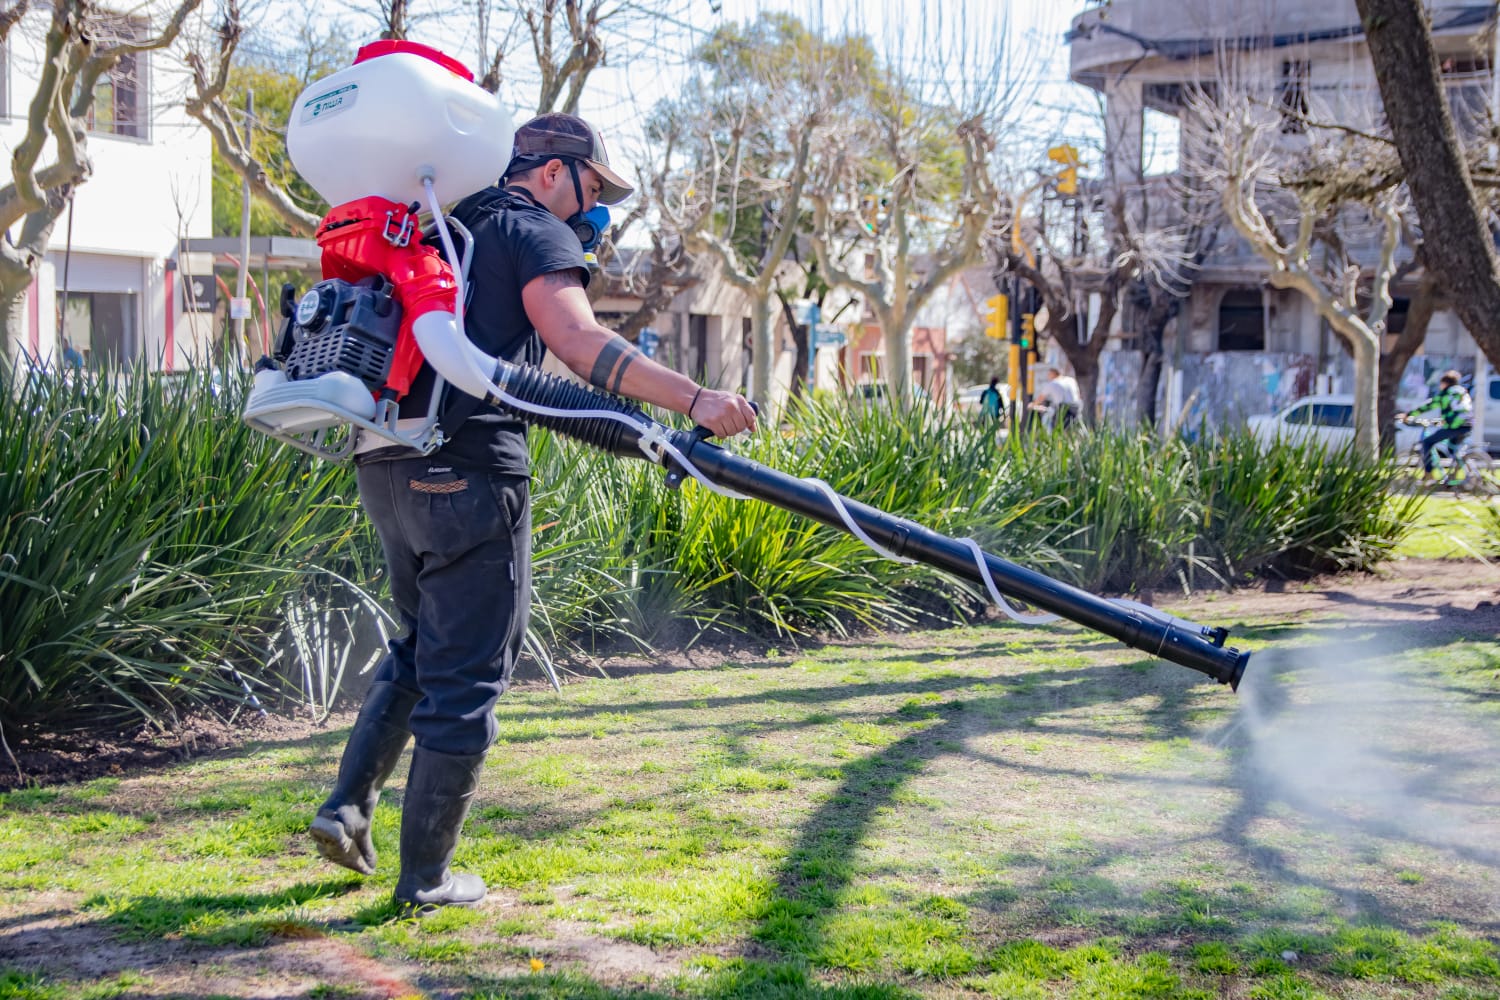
top-left (1017, 313), bottom-right (1035, 350)
top-left (984, 294), bottom-right (1008, 339)
top-left (1048, 143), bottom-right (1080, 196)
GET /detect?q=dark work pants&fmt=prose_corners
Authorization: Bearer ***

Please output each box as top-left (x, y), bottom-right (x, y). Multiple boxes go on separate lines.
top-left (1419, 426), bottom-right (1469, 475)
top-left (355, 455), bottom-right (531, 756)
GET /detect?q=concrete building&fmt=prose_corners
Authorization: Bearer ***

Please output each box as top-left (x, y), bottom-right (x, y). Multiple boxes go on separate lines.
top-left (1066, 0), bottom-right (1497, 426)
top-left (1, 6), bottom-right (214, 371)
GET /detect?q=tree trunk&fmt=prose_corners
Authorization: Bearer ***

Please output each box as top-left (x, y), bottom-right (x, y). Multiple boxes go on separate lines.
top-left (875, 305), bottom-right (915, 403)
top-left (1351, 336), bottom-right (1380, 458)
top-left (0, 255), bottom-right (37, 363)
top-left (1134, 292), bottom-right (1178, 428)
top-left (776, 290), bottom-right (809, 402)
top-left (750, 292), bottom-right (773, 402)
top-left (1377, 272), bottom-right (1440, 450)
top-left (1354, 0), bottom-right (1500, 370)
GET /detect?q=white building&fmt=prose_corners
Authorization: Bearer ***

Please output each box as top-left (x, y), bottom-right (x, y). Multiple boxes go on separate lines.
top-left (1067, 0), bottom-right (1497, 423)
top-left (1, 5), bottom-right (214, 370)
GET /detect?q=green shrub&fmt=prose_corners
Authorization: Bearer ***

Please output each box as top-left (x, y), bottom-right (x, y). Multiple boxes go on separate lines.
top-left (0, 362), bottom-right (377, 731)
top-left (1197, 432), bottom-right (1417, 582)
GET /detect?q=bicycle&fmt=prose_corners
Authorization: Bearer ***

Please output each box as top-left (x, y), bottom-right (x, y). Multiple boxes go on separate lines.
top-left (1399, 416), bottom-right (1498, 495)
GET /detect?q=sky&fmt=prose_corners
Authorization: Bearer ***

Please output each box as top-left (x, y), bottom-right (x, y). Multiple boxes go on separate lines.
top-left (250, 0), bottom-right (1135, 213)
top-left (308, 0), bottom-right (1108, 180)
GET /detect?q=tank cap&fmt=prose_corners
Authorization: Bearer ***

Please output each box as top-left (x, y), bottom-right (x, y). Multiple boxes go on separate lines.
top-left (353, 40), bottom-right (473, 82)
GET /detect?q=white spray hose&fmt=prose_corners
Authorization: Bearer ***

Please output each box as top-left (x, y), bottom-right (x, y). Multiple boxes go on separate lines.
top-left (808, 478), bottom-right (1057, 625)
top-left (418, 177), bottom-right (747, 501)
top-left (418, 178), bottom-right (1178, 634)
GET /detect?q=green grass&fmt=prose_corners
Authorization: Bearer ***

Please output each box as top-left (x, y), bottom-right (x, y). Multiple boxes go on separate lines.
top-left (2, 586), bottom-right (1497, 998)
top-left (1396, 494), bottom-right (1500, 559)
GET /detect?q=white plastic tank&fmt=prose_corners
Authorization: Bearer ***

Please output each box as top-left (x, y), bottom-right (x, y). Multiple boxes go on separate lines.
top-left (287, 40), bottom-right (514, 209)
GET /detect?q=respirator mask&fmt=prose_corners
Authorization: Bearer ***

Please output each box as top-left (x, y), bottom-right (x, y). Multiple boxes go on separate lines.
top-left (571, 204), bottom-right (612, 266)
top-left (561, 159), bottom-right (611, 269)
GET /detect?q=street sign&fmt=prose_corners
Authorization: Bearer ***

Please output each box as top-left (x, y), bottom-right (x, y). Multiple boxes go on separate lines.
top-left (813, 324), bottom-right (846, 349)
top-left (790, 299), bottom-right (821, 326)
top-left (639, 327), bottom-right (659, 359)
top-left (182, 274), bottom-right (217, 313)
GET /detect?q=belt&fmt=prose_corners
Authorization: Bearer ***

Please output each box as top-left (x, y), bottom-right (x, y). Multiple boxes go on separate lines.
top-left (354, 445), bottom-right (424, 467)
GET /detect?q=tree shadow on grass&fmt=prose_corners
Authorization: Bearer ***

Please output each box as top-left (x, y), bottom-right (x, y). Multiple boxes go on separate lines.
top-left (8, 609), bottom-right (1498, 997)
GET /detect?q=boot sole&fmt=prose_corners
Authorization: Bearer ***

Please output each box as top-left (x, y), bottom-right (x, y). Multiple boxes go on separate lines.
top-left (309, 815), bottom-right (375, 875)
top-left (395, 890), bottom-right (487, 918)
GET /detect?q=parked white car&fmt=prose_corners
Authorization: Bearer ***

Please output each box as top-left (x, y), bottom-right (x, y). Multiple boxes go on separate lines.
top-left (1247, 394), bottom-right (1422, 452)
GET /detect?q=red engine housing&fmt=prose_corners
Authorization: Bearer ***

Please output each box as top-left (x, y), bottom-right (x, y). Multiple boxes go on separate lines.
top-left (316, 195), bottom-right (458, 399)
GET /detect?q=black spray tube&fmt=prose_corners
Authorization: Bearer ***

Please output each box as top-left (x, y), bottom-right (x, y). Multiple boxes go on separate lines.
top-left (487, 365), bottom-right (1248, 690)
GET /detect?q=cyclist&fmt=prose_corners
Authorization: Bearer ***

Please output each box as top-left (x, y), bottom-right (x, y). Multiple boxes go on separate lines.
top-left (1397, 370), bottom-right (1474, 481)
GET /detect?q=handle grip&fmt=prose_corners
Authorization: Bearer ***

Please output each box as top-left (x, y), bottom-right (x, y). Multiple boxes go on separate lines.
top-left (666, 401), bottom-right (759, 490)
top-left (690, 399), bottom-right (760, 441)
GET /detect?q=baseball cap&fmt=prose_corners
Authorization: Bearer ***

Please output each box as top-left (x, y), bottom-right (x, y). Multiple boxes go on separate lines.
top-left (508, 112), bottom-right (635, 205)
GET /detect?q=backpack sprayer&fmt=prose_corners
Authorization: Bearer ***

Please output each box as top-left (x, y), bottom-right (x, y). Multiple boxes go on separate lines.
top-left (242, 42), bottom-right (1249, 692)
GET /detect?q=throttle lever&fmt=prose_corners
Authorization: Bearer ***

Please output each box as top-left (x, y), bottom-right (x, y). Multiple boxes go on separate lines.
top-left (663, 401), bottom-right (759, 490)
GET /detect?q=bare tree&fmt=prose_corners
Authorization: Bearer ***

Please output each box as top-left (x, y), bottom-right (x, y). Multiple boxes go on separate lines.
top-left (991, 191), bottom-right (1119, 425)
top-left (808, 2), bottom-right (1026, 404)
top-left (985, 76), bottom-right (1222, 428)
top-left (184, 0), bottom-right (321, 236)
top-left (992, 169), bottom-right (1217, 427)
top-left (1189, 82), bottom-right (1409, 458)
top-left (604, 232), bottom-right (699, 342)
top-left (654, 12), bottom-right (854, 402)
top-left (0, 0), bottom-right (202, 356)
top-left (1129, 180), bottom-right (1221, 427)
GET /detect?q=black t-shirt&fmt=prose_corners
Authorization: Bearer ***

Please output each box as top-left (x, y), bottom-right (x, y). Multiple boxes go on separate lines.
top-left (399, 185), bottom-right (588, 473)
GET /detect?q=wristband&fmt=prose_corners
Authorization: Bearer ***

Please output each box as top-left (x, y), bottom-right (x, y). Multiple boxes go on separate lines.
top-left (689, 386), bottom-right (704, 420)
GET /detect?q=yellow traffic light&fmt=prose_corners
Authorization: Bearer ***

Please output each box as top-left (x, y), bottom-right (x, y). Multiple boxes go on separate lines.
top-left (984, 294), bottom-right (1008, 339)
top-left (1048, 144), bottom-right (1080, 196)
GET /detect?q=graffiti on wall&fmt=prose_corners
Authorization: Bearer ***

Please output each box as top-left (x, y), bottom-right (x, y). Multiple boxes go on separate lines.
top-left (1097, 351), bottom-right (1483, 431)
top-left (1099, 351), bottom-right (1320, 432)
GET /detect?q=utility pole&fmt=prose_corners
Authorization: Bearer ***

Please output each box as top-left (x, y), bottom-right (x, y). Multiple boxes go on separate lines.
top-left (233, 90), bottom-right (254, 363)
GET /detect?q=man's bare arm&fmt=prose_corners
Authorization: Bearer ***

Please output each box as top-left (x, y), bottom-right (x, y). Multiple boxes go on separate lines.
top-left (522, 270), bottom-right (757, 438)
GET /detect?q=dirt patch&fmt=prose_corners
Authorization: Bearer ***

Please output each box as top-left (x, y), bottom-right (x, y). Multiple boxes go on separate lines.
top-left (0, 706), bottom-right (355, 793)
top-left (1170, 556), bottom-right (1500, 636)
top-left (0, 897), bottom-right (429, 999)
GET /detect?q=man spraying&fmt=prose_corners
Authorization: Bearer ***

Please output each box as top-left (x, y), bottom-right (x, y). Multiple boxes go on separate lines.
top-left (309, 111), bottom-right (755, 915)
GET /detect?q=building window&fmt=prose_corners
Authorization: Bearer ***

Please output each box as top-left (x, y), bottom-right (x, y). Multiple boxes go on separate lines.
top-left (688, 313), bottom-right (708, 382)
top-left (87, 23), bottom-right (148, 139)
top-left (60, 291), bottom-right (139, 369)
top-left (1279, 60), bottom-right (1309, 134)
top-left (1217, 289), bottom-right (1264, 351)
